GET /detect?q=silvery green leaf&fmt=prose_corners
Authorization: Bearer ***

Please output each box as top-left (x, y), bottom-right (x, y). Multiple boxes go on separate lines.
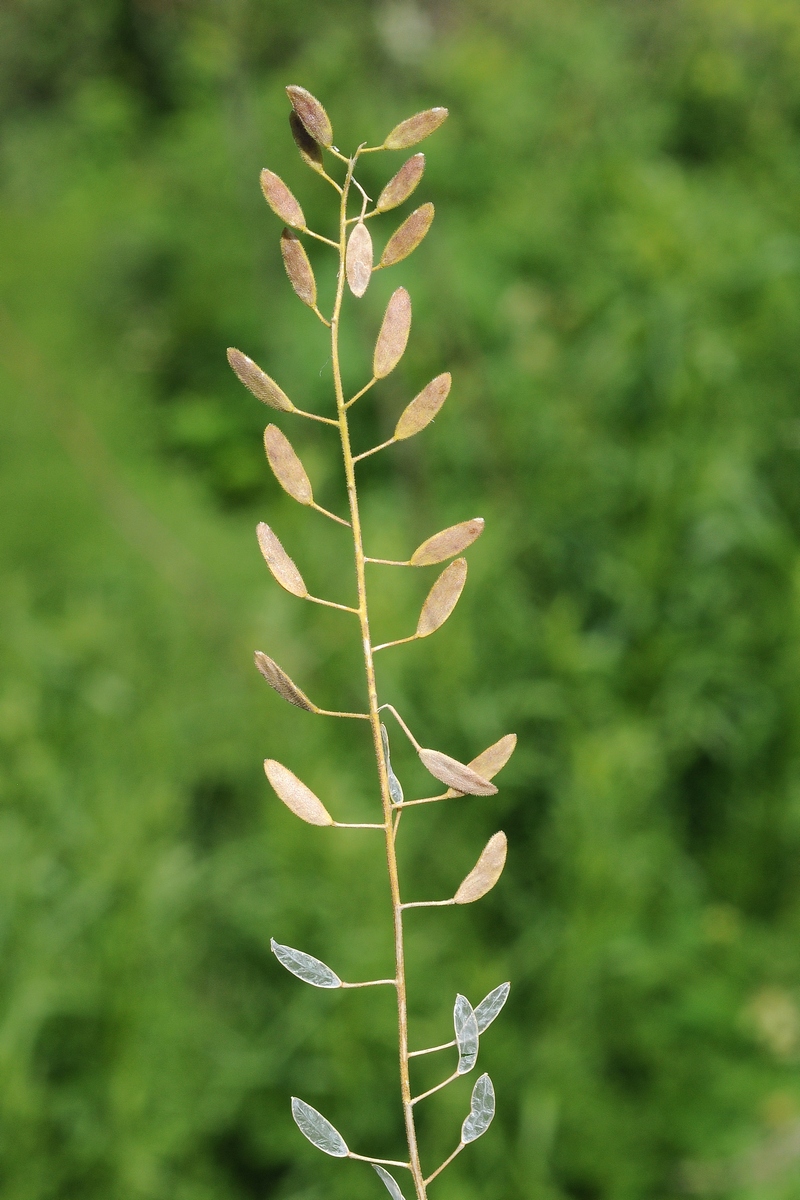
top-left (271, 939), bottom-right (342, 988)
top-left (454, 993), bottom-right (479, 1074)
top-left (461, 1073), bottom-right (495, 1144)
top-left (291, 1097), bottom-right (349, 1156)
top-left (373, 1164), bottom-right (408, 1200)
top-left (381, 724), bottom-right (404, 806)
top-left (474, 982), bottom-right (510, 1033)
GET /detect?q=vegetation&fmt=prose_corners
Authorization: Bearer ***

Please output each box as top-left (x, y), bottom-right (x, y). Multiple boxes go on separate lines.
top-left (4, 2), bottom-right (800, 1199)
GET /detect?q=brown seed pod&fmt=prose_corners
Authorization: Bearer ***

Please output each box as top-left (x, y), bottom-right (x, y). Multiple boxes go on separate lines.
top-left (263, 425), bottom-right (314, 506)
top-left (410, 518), bottom-right (485, 566)
top-left (447, 733), bottom-right (518, 799)
top-left (379, 203), bottom-right (434, 269)
top-left (286, 85), bottom-right (333, 148)
top-left (289, 111), bottom-right (325, 175)
top-left (418, 748), bottom-right (497, 796)
top-left (384, 107), bottom-right (448, 150)
top-left (416, 558), bottom-right (467, 638)
top-left (373, 287), bottom-right (412, 379)
top-left (256, 522), bottom-right (308, 598)
top-left (280, 229), bottom-right (317, 308)
top-left (264, 758), bottom-right (334, 826)
top-left (227, 349), bottom-right (295, 412)
top-left (376, 153), bottom-right (425, 212)
top-left (346, 222), bottom-right (373, 298)
top-left (254, 651), bottom-right (316, 712)
top-left (454, 832), bottom-right (507, 903)
top-left (260, 169), bottom-right (305, 228)
top-left (394, 372), bottom-right (451, 440)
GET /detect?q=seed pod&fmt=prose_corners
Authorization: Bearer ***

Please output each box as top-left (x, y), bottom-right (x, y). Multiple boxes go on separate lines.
top-left (384, 107), bottom-right (448, 150)
top-left (394, 372), bottom-right (451, 440)
top-left (373, 287), bottom-right (411, 379)
top-left (346, 222), bottom-right (373, 298)
top-left (254, 651), bottom-right (316, 712)
top-left (280, 229), bottom-right (317, 308)
top-left (263, 425), bottom-right (314, 505)
top-left (265, 759), bottom-right (333, 826)
top-left (260, 169), bottom-right (305, 228)
top-left (376, 153), bottom-right (425, 212)
top-left (256, 522), bottom-right (307, 598)
top-left (289, 111), bottom-right (325, 175)
top-left (380, 203), bottom-right (434, 268)
top-left (227, 348), bottom-right (294, 412)
top-left (454, 832), bottom-right (507, 903)
top-left (410, 517), bottom-right (484, 566)
top-left (286, 85), bottom-right (333, 148)
top-left (416, 558), bottom-right (467, 638)
top-left (291, 1097), bottom-right (349, 1156)
top-left (418, 748), bottom-right (497, 796)
top-left (461, 1073), bottom-right (496, 1144)
top-left (447, 733), bottom-right (517, 798)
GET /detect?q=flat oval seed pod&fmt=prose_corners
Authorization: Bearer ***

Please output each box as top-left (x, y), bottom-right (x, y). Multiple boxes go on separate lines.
top-left (260, 168), bottom-right (305, 228)
top-left (271, 939), bottom-right (342, 988)
top-left (264, 759), bottom-right (333, 826)
top-left (447, 733), bottom-right (517, 798)
top-left (227, 348), bottom-right (295, 412)
top-left (416, 558), bottom-right (467, 638)
top-left (373, 287), bottom-right (411, 379)
top-left (381, 724), bottom-right (404, 806)
top-left (256, 522), bottom-right (307, 598)
top-left (289, 111), bottom-right (325, 175)
top-left (291, 1097), bottom-right (348, 1156)
top-left (280, 229), bottom-right (317, 308)
top-left (454, 832), bottom-right (507, 904)
top-left (410, 517), bottom-right (485, 566)
top-left (254, 651), bottom-right (316, 712)
top-left (263, 424), bottom-right (314, 505)
top-left (286, 85), bottom-right (333, 148)
top-left (461, 1073), bottom-right (495, 1144)
top-left (346, 221), bottom-right (373, 297)
top-left (418, 748), bottom-right (497, 797)
top-left (454, 994), bottom-right (480, 1074)
top-left (373, 1165), bottom-right (408, 1200)
top-left (474, 982), bottom-right (511, 1033)
top-left (379, 203), bottom-right (435, 269)
top-left (376, 153), bottom-right (425, 212)
top-left (394, 372), bottom-right (451, 440)
top-left (384, 107), bottom-right (449, 150)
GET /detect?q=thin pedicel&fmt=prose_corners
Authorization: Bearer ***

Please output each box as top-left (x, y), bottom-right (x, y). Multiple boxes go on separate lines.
top-left (228, 85), bottom-right (516, 1200)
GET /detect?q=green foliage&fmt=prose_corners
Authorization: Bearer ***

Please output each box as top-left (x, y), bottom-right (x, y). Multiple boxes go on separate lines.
top-left (4, 1), bottom-right (800, 1197)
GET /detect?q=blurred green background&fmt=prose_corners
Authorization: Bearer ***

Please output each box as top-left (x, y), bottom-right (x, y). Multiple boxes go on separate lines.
top-left (5, 0), bottom-right (800, 1197)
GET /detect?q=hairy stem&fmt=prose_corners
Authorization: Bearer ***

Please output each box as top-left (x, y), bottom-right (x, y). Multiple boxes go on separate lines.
top-left (330, 152), bottom-right (427, 1200)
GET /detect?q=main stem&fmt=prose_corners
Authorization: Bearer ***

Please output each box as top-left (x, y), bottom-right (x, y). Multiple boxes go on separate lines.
top-left (330, 154), bottom-right (427, 1200)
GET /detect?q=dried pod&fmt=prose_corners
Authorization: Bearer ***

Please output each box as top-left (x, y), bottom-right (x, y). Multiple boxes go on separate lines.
top-left (289, 111), bottom-right (325, 175)
top-left (373, 287), bottom-right (412, 379)
top-left (260, 168), bottom-right (305, 228)
top-left (376, 153), bottom-right (425, 212)
top-left (454, 993), bottom-right (480, 1074)
top-left (263, 425), bottom-right (314, 505)
top-left (410, 517), bottom-right (485, 566)
top-left (373, 1165), bottom-right (408, 1200)
top-left (346, 221), bottom-right (373, 298)
top-left (254, 651), bottom-right (316, 712)
top-left (227, 348), bottom-right (294, 412)
top-left (280, 229), bottom-right (317, 308)
top-left (384, 107), bottom-right (449, 150)
top-left (286, 85), bottom-right (333, 148)
top-left (416, 558), bottom-right (467, 638)
top-left (256, 522), bottom-right (308, 598)
top-left (271, 940), bottom-right (342, 988)
top-left (454, 832), bottom-right (507, 903)
top-left (394, 372), bottom-right (451, 440)
top-left (291, 1097), bottom-right (349, 1156)
top-left (418, 747), bottom-right (497, 797)
top-left (379, 203), bottom-right (434, 269)
top-left (461, 1073), bottom-right (496, 1144)
top-left (264, 759), bottom-right (334, 826)
top-left (473, 982), bottom-right (511, 1033)
top-left (447, 733), bottom-right (517, 798)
